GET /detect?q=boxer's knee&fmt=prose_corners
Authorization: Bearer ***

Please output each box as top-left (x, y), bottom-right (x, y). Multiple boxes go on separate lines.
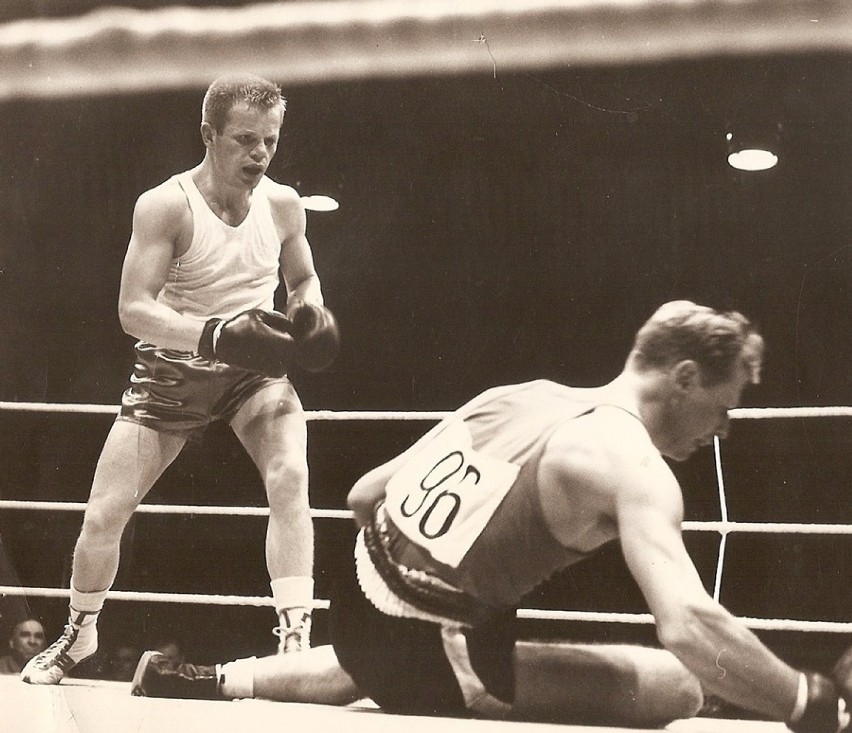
top-left (666, 669), bottom-right (704, 719)
top-left (79, 493), bottom-right (138, 545)
top-left (264, 455), bottom-right (309, 513)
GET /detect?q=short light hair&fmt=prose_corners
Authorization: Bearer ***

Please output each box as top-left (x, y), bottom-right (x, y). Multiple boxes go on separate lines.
top-left (201, 74), bottom-right (286, 132)
top-left (630, 300), bottom-right (764, 385)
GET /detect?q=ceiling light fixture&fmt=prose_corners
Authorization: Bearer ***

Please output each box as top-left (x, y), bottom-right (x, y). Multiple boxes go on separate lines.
top-left (300, 195), bottom-right (340, 211)
top-left (725, 125), bottom-right (781, 172)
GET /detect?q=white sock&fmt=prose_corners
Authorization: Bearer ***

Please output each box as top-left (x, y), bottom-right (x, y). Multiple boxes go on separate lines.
top-left (69, 581), bottom-right (108, 617)
top-left (65, 581), bottom-right (106, 662)
top-left (270, 577), bottom-right (314, 616)
top-left (218, 657), bottom-right (257, 700)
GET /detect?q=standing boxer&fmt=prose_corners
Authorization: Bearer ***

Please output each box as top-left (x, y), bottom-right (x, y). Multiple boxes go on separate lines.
top-left (23, 74), bottom-right (339, 685)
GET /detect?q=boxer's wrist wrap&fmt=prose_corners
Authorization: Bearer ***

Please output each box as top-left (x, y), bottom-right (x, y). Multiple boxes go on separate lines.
top-left (211, 320), bottom-right (225, 352)
top-left (198, 317), bottom-right (223, 361)
top-left (791, 673), bottom-right (810, 724)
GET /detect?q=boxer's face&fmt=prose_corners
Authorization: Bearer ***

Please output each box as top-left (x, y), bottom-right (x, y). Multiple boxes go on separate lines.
top-left (656, 360), bottom-right (750, 462)
top-left (203, 101), bottom-right (284, 189)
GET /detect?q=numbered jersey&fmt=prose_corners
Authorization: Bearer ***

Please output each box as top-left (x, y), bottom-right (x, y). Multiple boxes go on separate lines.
top-left (384, 418), bottom-right (520, 568)
top-left (379, 379), bottom-right (613, 608)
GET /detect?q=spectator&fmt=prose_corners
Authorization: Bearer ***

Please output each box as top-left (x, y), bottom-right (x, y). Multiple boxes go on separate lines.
top-left (152, 637), bottom-right (184, 666)
top-left (0, 617), bottom-right (46, 674)
top-left (105, 642), bottom-right (143, 682)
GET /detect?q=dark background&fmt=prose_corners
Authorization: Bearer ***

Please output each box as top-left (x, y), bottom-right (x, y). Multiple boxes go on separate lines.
top-left (0, 49), bottom-right (850, 677)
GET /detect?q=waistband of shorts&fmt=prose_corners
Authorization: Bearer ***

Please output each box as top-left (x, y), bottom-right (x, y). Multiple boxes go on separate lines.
top-left (134, 341), bottom-right (205, 362)
top-left (355, 529), bottom-right (466, 627)
top-left (360, 504), bottom-right (496, 627)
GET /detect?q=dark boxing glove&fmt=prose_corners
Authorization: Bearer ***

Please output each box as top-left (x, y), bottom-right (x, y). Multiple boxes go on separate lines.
top-left (198, 309), bottom-right (295, 377)
top-left (285, 301), bottom-right (341, 372)
top-left (789, 672), bottom-right (849, 733)
top-left (833, 646), bottom-right (852, 707)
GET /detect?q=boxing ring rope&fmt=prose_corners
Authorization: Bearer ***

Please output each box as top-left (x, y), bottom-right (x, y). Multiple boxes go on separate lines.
top-left (1, 0), bottom-right (852, 101)
top-left (4, 401), bottom-right (852, 419)
top-left (712, 437), bottom-right (730, 603)
top-left (1, 401), bottom-right (850, 635)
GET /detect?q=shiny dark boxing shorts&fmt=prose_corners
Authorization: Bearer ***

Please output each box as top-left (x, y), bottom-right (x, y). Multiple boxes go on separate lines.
top-left (329, 535), bottom-right (517, 718)
top-left (117, 341), bottom-right (289, 440)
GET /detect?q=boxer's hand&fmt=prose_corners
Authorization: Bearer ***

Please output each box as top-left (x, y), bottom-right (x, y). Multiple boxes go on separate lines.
top-left (832, 646), bottom-right (852, 707)
top-left (790, 672), bottom-right (849, 733)
top-left (285, 301), bottom-right (341, 372)
top-left (198, 309), bottom-right (295, 377)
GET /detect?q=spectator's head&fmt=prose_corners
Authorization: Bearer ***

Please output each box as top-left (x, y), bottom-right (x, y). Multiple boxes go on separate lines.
top-left (109, 643), bottom-right (142, 681)
top-left (6, 617), bottom-right (46, 666)
top-left (153, 637), bottom-right (185, 665)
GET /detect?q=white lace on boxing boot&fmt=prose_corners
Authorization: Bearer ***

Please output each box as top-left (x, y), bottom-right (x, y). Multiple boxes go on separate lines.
top-left (272, 608), bottom-right (312, 653)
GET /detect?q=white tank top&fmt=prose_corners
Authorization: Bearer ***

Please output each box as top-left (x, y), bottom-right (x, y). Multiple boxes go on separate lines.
top-left (156, 171), bottom-right (281, 322)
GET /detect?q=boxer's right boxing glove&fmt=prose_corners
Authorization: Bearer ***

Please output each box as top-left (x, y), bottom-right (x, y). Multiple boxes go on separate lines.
top-left (198, 309), bottom-right (296, 378)
top-left (789, 672), bottom-right (849, 733)
top-left (832, 646), bottom-right (852, 706)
